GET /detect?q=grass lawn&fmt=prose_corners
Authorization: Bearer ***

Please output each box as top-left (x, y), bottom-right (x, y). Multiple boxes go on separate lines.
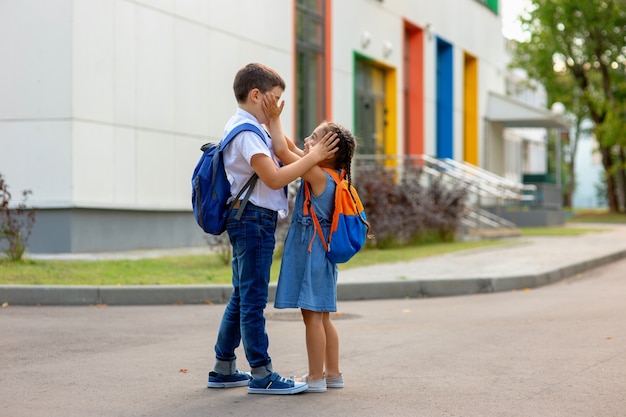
top-left (2, 215), bottom-right (619, 286)
top-left (520, 226), bottom-right (606, 236)
top-left (1, 240), bottom-right (511, 286)
top-left (519, 208), bottom-right (626, 236)
top-left (567, 209), bottom-right (626, 224)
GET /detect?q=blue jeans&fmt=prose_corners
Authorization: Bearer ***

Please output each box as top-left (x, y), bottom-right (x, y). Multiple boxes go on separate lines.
top-left (214, 203), bottom-right (277, 371)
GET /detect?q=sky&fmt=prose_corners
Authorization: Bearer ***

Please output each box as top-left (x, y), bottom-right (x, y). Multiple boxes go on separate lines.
top-left (500, 0), bottom-right (531, 41)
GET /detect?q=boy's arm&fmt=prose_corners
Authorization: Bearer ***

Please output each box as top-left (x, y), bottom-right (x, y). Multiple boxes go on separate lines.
top-left (250, 131), bottom-right (338, 190)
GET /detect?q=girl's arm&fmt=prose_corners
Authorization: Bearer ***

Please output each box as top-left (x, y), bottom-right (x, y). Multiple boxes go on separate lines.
top-left (263, 94), bottom-right (328, 194)
top-left (277, 119), bottom-right (304, 158)
top-left (263, 95), bottom-right (303, 163)
top-left (250, 133), bottom-right (337, 190)
top-left (285, 134), bottom-right (304, 157)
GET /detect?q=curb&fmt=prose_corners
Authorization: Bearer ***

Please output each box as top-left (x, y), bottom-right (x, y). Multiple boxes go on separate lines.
top-left (2, 249), bottom-right (626, 306)
top-left (338, 249), bottom-right (626, 301)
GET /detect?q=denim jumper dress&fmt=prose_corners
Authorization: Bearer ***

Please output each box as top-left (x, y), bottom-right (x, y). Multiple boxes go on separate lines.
top-left (274, 172), bottom-right (339, 312)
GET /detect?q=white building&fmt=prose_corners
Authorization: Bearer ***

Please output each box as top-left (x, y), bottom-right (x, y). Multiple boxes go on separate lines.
top-left (0, 0), bottom-right (566, 253)
top-left (573, 122), bottom-right (605, 209)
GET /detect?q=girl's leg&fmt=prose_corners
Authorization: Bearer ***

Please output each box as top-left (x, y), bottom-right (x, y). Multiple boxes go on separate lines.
top-left (322, 313), bottom-right (341, 378)
top-left (301, 309), bottom-right (326, 381)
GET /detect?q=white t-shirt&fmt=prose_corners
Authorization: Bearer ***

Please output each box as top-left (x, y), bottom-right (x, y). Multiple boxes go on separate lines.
top-left (222, 108), bottom-right (288, 219)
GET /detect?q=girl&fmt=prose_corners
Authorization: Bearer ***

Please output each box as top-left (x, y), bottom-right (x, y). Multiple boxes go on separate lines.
top-left (264, 95), bottom-right (362, 393)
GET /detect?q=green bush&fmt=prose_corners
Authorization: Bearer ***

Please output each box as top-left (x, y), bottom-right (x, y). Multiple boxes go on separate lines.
top-left (0, 173), bottom-right (36, 261)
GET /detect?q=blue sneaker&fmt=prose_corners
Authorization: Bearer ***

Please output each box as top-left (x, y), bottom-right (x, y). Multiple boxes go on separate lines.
top-left (248, 372), bottom-right (308, 395)
top-left (207, 370), bottom-right (252, 388)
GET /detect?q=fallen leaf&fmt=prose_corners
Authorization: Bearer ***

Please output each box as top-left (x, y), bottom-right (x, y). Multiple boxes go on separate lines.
top-left (179, 368), bottom-right (188, 373)
top-left (402, 309), bottom-right (412, 313)
top-left (606, 336), bottom-right (613, 340)
top-left (2, 302), bottom-right (8, 308)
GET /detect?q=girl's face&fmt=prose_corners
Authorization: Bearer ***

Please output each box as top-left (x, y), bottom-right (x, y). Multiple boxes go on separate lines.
top-left (303, 125), bottom-right (329, 151)
top-left (304, 124), bottom-right (337, 167)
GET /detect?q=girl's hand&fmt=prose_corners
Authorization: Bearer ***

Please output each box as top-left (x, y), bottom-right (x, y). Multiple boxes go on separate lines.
top-left (263, 93), bottom-right (284, 122)
top-left (308, 131), bottom-right (339, 161)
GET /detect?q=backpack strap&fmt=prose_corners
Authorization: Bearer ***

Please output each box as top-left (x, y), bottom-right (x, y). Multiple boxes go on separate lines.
top-left (303, 168), bottom-right (344, 253)
top-left (218, 123), bottom-right (265, 151)
top-left (219, 123), bottom-right (266, 220)
top-left (304, 182), bottom-right (328, 253)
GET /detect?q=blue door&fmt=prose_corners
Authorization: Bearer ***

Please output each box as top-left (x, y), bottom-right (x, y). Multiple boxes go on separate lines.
top-left (436, 38), bottom-right (454, 159)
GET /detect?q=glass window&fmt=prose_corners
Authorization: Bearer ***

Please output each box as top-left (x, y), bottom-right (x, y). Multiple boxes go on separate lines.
top-left (296, 0), bottom-right (326, 144)
top-left (355, 59), bottom-right (386, 155)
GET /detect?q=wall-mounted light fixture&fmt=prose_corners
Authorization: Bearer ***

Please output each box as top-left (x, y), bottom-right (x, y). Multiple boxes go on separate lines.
top-left (425, 23), bottom-right (433, 41)
top-left (361, 31), bottom-right (371, 49)
top-left (383, 41), bottom-right (393, 58)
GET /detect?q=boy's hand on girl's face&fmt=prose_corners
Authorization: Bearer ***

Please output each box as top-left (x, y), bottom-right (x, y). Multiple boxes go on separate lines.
top-left (309, 132), bottom-right (339, 161)
top-left (262, 93), bottom-right (284, 121)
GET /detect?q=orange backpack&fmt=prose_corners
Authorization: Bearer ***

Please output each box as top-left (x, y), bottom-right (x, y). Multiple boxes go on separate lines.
top-left (304, 168), bottom-right (368, 263)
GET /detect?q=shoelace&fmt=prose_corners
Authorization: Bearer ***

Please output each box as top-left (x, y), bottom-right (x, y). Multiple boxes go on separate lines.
top-left (264, 376), bottom-right (292, 389)
top-left (275, 375), bottom-right (292, 384)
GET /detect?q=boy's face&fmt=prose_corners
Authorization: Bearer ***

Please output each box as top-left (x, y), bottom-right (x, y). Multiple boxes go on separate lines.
top-left (255, 86), bottom-right (283, 125)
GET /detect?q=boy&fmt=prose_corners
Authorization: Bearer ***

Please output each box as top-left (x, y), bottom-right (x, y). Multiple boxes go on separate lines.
top-left (207, 63), bottom-right (338, 395)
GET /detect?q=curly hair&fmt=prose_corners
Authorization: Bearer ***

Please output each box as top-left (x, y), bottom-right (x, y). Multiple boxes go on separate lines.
top-left (319, 122), bottom-right (373, 238)
top-left (320, 122), bottom-right (356, 183)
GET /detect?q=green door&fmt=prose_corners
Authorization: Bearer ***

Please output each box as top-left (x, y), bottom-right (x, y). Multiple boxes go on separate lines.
top-left (355, 59), bottom-right (386, 156)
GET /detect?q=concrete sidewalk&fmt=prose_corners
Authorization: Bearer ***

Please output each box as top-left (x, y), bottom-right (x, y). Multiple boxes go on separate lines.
top-left (2, 224), bottom-right (626, 306)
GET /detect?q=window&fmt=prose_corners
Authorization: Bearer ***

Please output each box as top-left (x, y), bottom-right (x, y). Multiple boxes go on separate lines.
top-left (355, 58), bottom-right (387, 155)
top-left (296, 0), bottom-right (326, 143)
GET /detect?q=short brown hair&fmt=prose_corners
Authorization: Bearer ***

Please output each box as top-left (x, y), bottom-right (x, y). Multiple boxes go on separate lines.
top-left (233, 63), bottom-right (286, 103)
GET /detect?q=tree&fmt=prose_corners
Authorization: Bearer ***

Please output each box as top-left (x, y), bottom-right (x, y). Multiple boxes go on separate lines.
top-left (510, 0), bottom-right (626, 212)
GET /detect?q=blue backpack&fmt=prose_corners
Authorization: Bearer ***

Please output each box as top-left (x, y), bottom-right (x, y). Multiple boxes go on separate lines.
top-left (304, 168), bottom-right (368, 263)
top-left (191, 123), bottom-right (265, 235)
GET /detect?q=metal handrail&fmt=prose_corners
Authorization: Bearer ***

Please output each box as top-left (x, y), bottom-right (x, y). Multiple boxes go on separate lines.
top-left (442, 158), bottom-right (537, 196)
top-left (354, 154), bottom-right (535, 203)
top-left (353, 153), bottom-right (533, 234)
top-left (414, 155), bottom-right (535, 202)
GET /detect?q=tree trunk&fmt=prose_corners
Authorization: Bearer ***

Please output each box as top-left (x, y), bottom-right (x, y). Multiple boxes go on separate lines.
top-left (618, 147), bottom-right (626, 212)
top-left (562, 120), bottom-right (581, 208)
top-left (599, 145), bottom-right (619, 212)
top-left (564, 161), bottom-right (575, 208)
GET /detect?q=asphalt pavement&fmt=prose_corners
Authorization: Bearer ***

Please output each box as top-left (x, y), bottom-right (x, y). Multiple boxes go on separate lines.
top-left (2, 251), bottom-right (626, 416)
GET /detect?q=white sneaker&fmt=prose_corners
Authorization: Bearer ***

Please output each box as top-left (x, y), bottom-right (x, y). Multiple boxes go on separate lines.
top-left (303, 373), bottom-right (344, 389)
top-left (304, 377), bottom-right (327, 393)
top-left (326, 374), bottom-right (344, 388)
